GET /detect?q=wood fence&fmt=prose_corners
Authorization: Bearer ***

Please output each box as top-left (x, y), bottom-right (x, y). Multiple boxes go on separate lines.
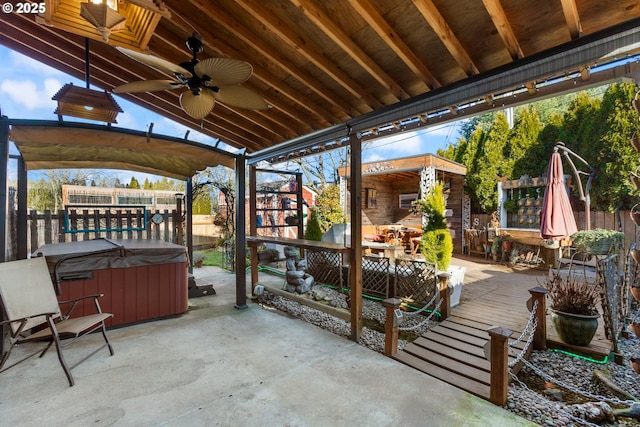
top-left (8, 209), bottom-right (222, 259)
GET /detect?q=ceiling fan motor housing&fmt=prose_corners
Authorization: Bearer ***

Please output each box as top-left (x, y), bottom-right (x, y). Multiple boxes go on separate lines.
top-left (186, 33), bottom-right (204, 54)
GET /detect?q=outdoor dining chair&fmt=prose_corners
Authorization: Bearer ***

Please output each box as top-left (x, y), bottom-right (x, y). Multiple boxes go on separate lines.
top-left (0, 257), bottom-right (114, 386)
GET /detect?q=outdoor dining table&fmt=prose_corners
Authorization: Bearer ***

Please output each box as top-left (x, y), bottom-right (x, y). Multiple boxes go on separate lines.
top-left (361, 242), bottom-right (406, 263)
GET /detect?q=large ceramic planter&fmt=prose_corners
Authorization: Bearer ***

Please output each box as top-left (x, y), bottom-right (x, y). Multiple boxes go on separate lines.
top-left (579, 238), bottom-right (613, 255)
top-left (550, 309), bottom-right (599, 346)
top-left (631, 287), bottom-right (640, 302)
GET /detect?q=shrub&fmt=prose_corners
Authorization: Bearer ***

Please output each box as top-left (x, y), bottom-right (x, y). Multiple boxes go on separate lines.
top-left (304, 208), bottom-right (323, 241)
top-left (421, 229), bottom-right (453, 271)
top-left (412, 182), bottom-right (453, 271)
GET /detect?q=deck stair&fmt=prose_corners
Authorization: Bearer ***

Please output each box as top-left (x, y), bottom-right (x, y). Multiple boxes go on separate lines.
top-left (394, 313), bottom-right (532, 400)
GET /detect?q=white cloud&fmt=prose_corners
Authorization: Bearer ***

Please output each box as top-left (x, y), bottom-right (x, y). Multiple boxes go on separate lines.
top-left (0, 78), bottom-right (61, 111)
top-left (10, 51), bottom-right (66, 77)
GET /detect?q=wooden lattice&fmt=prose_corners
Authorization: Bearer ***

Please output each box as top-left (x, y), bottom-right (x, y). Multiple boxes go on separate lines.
top-left (306, 250), bottom-right (344, 290)
top-left (362, 255), bottom-right (390, 298)
top-left (393, 259), bottom-right (437, 304)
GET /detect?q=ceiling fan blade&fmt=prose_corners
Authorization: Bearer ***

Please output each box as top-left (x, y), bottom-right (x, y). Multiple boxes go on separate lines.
top-left (196, 58), bottom-right (253, 86)
top-left (214, 85), bottom-right (268, 110)
top-left (113, 80), bottom-right (183, 93)
top-left (180, 89), bottom-right (216, 119)
top-left (116, 46), bottom-right (193, 78)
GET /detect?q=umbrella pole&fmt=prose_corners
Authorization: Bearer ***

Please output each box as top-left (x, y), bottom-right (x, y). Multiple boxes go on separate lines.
top-left (555, 143), bottom-right (595, 230)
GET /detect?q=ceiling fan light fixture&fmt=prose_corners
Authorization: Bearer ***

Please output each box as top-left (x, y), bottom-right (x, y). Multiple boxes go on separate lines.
top-left (180, 89), bottom-right (216, 119)
top-left (80, 0), bottom-right (126, 42)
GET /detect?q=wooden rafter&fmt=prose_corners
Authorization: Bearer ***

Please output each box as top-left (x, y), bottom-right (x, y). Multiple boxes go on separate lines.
top-left (560, 0), bottom-right (583, 39)
top-left (348, 0), bottom-right (441, 90)
top-left (168, 0), bottom-right (357, 118)
top-left (411, 0), bottom-right (479, 76)
top-left (291, 0), bottom-right (408, 101)
top-left (482, 0), bottom-right (524, 60)
top-left (238, 0), bottom-right (384, 109)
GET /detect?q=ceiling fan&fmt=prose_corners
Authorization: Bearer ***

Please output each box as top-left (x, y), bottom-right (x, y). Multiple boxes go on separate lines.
top-left (112, 33), bottom-right (268, 119)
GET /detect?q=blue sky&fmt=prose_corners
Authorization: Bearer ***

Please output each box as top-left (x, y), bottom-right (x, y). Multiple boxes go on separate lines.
top-left (0, 45), bottom-right (464, 182)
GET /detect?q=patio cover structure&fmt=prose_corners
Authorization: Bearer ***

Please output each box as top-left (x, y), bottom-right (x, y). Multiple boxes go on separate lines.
top-left (0, 118), bottom-right (238, 278)
top-left (3, 1), bottom-right (640, 339)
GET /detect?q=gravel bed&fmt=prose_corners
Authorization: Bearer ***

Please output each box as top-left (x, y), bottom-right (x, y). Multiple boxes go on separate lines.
top-left (257, 284), bottom-right (640, 426)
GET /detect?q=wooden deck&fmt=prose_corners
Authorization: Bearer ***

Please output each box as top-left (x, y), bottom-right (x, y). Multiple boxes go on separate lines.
top-left (394, 257), bottom-right (613, 400)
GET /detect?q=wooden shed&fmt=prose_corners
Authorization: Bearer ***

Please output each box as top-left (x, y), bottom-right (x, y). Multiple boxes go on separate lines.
top-left (338, 154), bottom-right (466, 254)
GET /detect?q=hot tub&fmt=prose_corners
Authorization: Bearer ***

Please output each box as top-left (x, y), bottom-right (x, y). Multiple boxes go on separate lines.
top-left (35, 238), bottom-right (189, 327)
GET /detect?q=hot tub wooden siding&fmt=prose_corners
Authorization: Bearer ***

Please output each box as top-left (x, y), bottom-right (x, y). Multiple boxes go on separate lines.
top-left (58, 262), bottom-right (188, 327)
top-left (35, 239), bottom-right (189, 328)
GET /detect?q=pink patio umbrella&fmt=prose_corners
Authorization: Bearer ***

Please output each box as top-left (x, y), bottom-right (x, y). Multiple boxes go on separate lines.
top-left (540, 151), bottom-right (578, 240)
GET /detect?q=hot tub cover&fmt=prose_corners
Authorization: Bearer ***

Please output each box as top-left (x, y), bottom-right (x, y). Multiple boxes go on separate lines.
top-left (34, 238), bottom-right (188, 276)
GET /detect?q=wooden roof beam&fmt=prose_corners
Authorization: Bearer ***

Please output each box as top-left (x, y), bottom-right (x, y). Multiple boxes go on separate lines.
top-left (349, 0), bottom-right (441, 90)
top-left (291, 0), bottom-right (408, 101)
top-left (238, 0), bottom-right (384, 109)
top-left (169, 1), bottom-right (358, 118)
top-left (481, 0), bottom-right (524, 60)
top-left (412, 0), bottom-right (479, 76)
top-left (560, 0), bottom-right (583, 39)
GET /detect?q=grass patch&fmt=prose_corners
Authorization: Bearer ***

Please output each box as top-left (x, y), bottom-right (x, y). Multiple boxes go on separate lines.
top-left (200, 248), bottom-right (224, 267)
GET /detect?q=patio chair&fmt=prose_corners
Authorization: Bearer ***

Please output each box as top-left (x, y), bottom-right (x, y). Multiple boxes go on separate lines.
top-left (0, 257), bottom-right (114, 386)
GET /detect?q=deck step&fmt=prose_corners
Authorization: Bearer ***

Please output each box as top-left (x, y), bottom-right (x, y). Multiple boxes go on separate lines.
top-left (396, 315), bottom-right (532, 399)
top-left (394, 350), bottom-right (490, 400)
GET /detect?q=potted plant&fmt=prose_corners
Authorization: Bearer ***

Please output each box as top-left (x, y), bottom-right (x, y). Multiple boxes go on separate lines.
top-left (544, 273), bottom-right (600, 346)
top-left (491, 236), bottom-right (502, 261)
top-left (192, 251), bottom-right (206, 268)
top-left (571, 229), bottom-right (624, 255)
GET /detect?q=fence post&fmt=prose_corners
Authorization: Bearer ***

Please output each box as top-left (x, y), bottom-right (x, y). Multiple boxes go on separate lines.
top-left (528, 286), bottom-right (547, 350)
top-left (437, 272), bottom-right (451, 320)
top-left (57, 210), bottom-right (65, 242)
top-left (488, 326), bottom-right (512, 406)
top-left (383, 298), bottom-right (402, 357)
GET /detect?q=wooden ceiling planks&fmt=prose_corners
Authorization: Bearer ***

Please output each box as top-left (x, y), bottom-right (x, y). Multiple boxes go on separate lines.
top-left (2, 0), bottom-right (640, 154)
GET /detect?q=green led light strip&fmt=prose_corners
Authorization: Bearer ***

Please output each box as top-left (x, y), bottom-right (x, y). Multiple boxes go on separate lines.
top-left (550, 348), bottom-right (608, 364)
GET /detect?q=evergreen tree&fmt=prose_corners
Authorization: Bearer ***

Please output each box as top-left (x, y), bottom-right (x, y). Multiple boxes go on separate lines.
top-left (592, 82), bottom-right (640, 210)
top-left (128, 177), bottom-right (140, 189)
top-left (467, 112), bottom-right (509, 212)
top-left (304, 208), bottom-right (323, 240)
top-left (411, 183), bottom-right (453, 271)
top-left (314, 184), bottom-right (345, 232)
top-left (504, 106), bottom-right (542, 177)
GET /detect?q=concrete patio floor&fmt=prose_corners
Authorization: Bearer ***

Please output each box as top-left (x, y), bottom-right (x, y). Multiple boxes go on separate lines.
top-left (0, 257), bottom-right (539, 427)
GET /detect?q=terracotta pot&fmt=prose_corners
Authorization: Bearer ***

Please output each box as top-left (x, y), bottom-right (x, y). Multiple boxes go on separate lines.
top-left (632, 249), bottom-right (640, 265)
top-left (550, 309), bottom-right (599, 346)
top-left (629, 321), bottom-right (640, 339)
top-left (631, 357), bottom-right (640, 375)
top-left (631, 287), bottom-right (640, 302)
top-left (502, 241), bottom-right (514, 252)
